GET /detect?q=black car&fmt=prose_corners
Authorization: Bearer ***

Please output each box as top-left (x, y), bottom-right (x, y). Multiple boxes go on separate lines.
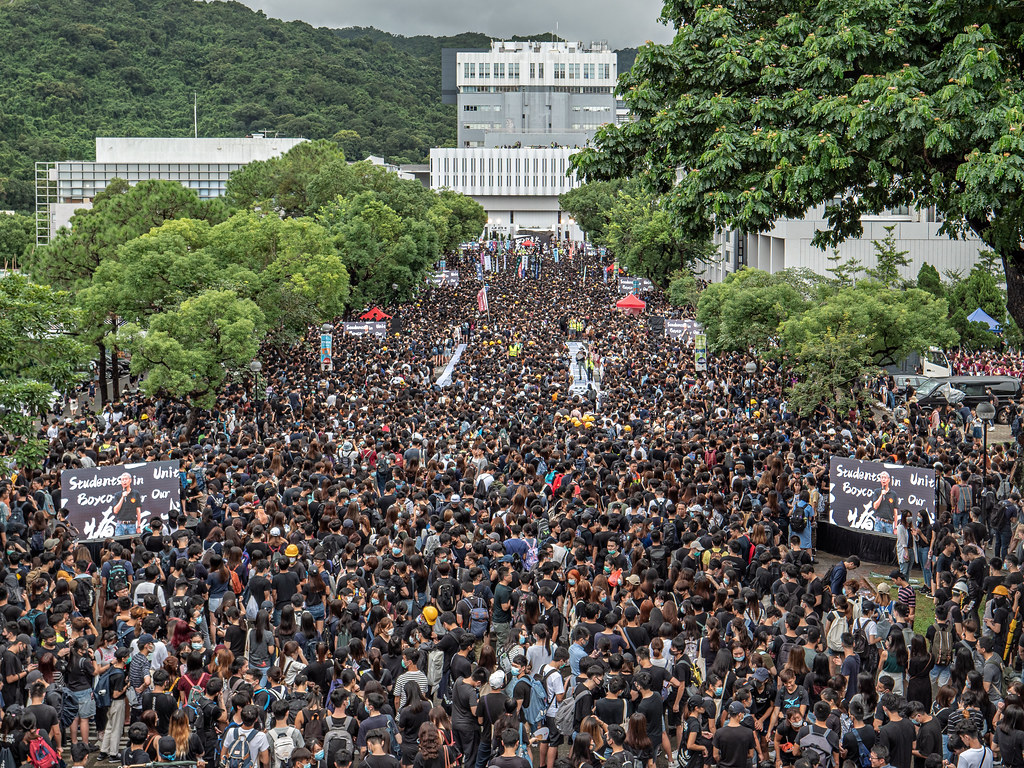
top-left (914, 375), bottom-right (1021, 423)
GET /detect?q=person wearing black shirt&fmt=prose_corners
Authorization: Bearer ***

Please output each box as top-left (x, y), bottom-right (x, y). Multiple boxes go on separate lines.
top-left (99, 649), bottom-right (130, 760)
top-left (271, 559), bottom-right (302, 618)
top-left (2, 633), bottom-right (29, 707)
top-left (66, 638), bottom-right (97, 749)
top-left (878, 694), bottom-right (916, 768)
top-left (714, 702), bottom-right (756, 768)
top-left (908, 702), bottom-right (942, 768)
top-left (140, 669), bottom-right (177, 735)
top-left (451, 668), bottom-right (484, 768)
top-left (635, 670), bottom-right (665, 757)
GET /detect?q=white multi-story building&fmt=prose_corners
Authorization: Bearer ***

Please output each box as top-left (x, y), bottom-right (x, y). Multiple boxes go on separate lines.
top-left (35, 135), bottom-right (306, 243)
top-left (430, 146), bottom-right (583, 239)
top-left (701, 203), bottom-right (986, 283)
top-left (452, 41), bottom-right (617, 148)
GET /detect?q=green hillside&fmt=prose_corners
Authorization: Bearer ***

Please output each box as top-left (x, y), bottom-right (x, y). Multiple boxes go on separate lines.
top-left (0, 0), bottom-right (639, 212)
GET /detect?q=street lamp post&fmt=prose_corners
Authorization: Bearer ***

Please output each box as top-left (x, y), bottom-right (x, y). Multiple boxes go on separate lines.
top-left (978, 401), bottom-right (996, 478)
top-left (249, 360), bottom-right (262, 441)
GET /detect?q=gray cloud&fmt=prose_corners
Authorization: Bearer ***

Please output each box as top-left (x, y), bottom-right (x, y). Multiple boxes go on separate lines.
top-left (232, 0), bottom-right (674, 49)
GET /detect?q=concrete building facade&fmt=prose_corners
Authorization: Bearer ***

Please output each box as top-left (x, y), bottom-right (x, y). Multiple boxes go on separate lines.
top-left (429, 146), bottom-right (583, 239)
top-left (453, 41), bottom-right (616, 148)
top-left (35, 136), bottom-right (306, 243)
top-left (698, 204), bottom-right (985, 283)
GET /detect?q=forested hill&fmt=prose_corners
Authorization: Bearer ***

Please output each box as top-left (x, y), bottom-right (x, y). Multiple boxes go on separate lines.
top-left (0, 0), bottom-right (638, 212)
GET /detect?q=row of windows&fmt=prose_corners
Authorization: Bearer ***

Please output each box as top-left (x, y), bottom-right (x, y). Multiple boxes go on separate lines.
top-left (59, 171), bottom-right (230, 182)
top-left (571, 123), bottom-right (606, 130)
top-left (462, 123), bottom-right (502, 131)
top-left (436, 156), bottom-right (570, 174)
top-left (572, 105), bottom-right (611, 112)
top-left (59, 163), bottom-right (241, 174)
top-left (61, 181), bottom-right (228, 198)
top-left (463, 105), bottom-right (502, 112)
top-left (437, 174), bottom-right (572, 190)
top-left (463, 62), bottom-right (608, 80)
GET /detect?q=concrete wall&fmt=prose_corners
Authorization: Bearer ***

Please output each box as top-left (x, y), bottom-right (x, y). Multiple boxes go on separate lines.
top-left (95, 137), bottom-right (306, 164)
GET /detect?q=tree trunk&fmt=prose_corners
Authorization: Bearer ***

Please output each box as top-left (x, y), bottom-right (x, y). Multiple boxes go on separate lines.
top-left (185, 407), bottom-right (199, 438)
top-left (97, 343), bottom-right (108, 405)
top-left (110, 344), bottom-right (119, 401)
top-left (1003, 253), bottom-right (1024, 332)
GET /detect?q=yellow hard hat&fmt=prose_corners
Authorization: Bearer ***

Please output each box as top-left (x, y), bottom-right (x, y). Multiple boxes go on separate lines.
top-left (285, 544), bottom-right (299, 558)
top-left (422, 606), bottom-right (438, 625)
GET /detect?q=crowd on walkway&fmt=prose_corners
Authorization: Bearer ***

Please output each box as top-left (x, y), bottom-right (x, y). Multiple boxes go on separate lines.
top-left (5, 250), bottom-right (1024, 768)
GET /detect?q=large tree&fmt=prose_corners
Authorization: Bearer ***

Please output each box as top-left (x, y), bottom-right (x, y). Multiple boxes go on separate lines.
top-left (0, 274), bottom-right (89, 467)
top-left (118, 290), bottom-right (264, 436)
top-left (571, 0), bottom-right (1024, 327)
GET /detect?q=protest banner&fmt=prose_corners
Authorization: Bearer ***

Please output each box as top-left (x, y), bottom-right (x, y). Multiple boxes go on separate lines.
top-left (828, 456), bottom-right (935, 536)
top-left (62, 461), bottom-right (181, 541)
top-left (342, 322), bottom-right (388, 337)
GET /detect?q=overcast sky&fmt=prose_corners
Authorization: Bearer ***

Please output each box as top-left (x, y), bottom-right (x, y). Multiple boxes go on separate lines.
top-left (233, 0), bottom-right (674, 49)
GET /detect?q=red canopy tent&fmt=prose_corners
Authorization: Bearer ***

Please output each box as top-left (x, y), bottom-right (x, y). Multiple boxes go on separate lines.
top-left (615, 293), bottom-right (646, 316)
top-left (360, 307), bottom-right (392, 321)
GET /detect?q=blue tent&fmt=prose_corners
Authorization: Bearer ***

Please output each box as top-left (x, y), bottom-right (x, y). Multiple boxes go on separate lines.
top-left (967, 307), bottom-right (1002, 332)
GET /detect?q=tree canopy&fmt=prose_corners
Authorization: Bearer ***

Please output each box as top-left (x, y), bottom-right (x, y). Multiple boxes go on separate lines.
top-left (571, 0), bottom-right (1024, 328)
top-left (0, 274), bottom-right (89, 466)
top-left (560, 178), bottom-right (715, 285)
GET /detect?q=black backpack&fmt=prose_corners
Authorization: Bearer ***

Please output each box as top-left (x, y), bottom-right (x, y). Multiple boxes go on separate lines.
top-left (436, 579), bottom-right (456, 613)
top-left (789, 509), bottom-right (807, 532)
top-left (106, 560), bottom-right (128, 598)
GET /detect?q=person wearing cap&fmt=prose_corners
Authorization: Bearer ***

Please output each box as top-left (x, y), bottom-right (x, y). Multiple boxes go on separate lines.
top-left (714, 699), bottom-right (756, 768)
top-left (984, 585), bottom-right (1012, 651)
top-left (475, 669), bottom-right (510, 767)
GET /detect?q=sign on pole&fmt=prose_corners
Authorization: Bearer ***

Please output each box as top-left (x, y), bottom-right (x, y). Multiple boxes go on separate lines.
top-left (694, 333), bottom-right (707, 372)
top-left (320, 332), bottom-right (333, 372)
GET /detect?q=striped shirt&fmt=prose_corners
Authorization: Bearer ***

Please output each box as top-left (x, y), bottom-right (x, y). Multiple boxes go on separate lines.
top-left (393, 670), bottom-right (430, 709)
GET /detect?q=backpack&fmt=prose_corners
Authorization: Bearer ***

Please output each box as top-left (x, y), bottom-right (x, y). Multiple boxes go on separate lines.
top-left (437, 580), bottom-right (456, 613)
top-left (74, 576), bottom-right (95, 614)
top-left (425, 648), bottom-right (444, 690)
top-left (225, 729), bottom-right (259, 768)
top-left (269, 726), bottom-right (299, 768)
top-left (463, 596), bottom-right (489, 638)
top-left (553, 684), bottom-right (589, 738)
top-left (850, 727), bottom-right (872, 768)
top-left (778, 638), bottom-right (800, 669)
top-left (523, 538), bottom-right (540, 572)
top-left (229, 569), bottom-right (244, 595)
top-left (932, 624), bottom-right (953, 666)
top-left (185, 701), bottom-right (205, 733)
top-left (852, 618), bottom-right (877, 672)
top-left (790, 503), bottom-right (808, 533)
top-left (302, 707), bottom-right (326, 743)
top-left (323, 715), bottom-right (355, 767)
top-left (51, 686), bottom-right (79, 729)
top-left (185, 672), bottom-right (211, 708)
top-left (825, 611), bottom-right (848, 654)
top-left (798, 724), bottom-right (834, 768)
top-left (106, 560), bottom-right (128, 598)
top-left (956, 483), bottom-right (973, 514)
top-left (385, 715), bottom-right (402, 759)
top-left (256, 686), bottom-right (285, 711)
top-left (94, 668), bottom-right (113, 709)
top-left (505, 673), bottom-right (548, 727)
top-left (27, 732), bottom-right (59, 768)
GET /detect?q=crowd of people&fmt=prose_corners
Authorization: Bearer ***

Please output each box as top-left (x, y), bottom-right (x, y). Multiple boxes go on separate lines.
top-left (5, 248), bottom-right (1024, 768)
